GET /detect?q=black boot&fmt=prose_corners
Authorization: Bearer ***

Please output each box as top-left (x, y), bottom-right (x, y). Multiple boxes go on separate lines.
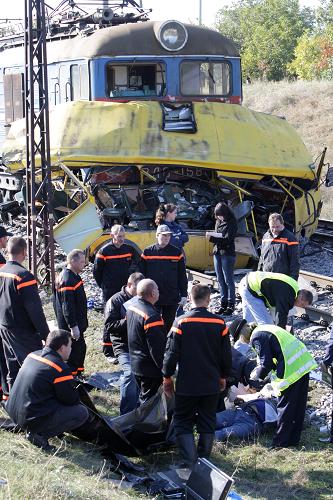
top-left (224, 302), bottom-right (235, 316)
top-left (197, 433), bottom-right (214, 459)
top-left (215, 301), bottom-right (227, 315)
top-left (26, 431), bottom-right (55, 452)
top-left (177, 433), bottom-right (198, 467)
top-left (71, 411), bottom-right (107, 444)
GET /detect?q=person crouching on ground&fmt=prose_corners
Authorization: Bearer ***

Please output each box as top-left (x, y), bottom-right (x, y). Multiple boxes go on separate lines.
top-left (242, 322), bottom-right (317, 448)
top-left (162, 284), bottom-right (232, 466)
top-left (6, 329), bottom-right (89, 451)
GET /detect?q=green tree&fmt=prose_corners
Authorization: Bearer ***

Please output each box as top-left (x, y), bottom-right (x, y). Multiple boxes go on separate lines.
top-left (216, 0), bottom-right (315, 81)
top-left (287, 32), bottom-right (321, 79)
top-left (289, 27), bottom-right (333, 80)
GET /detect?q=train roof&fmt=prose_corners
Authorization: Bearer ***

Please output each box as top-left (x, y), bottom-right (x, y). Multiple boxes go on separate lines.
top-left (0, 21), bottom-right (240, 64)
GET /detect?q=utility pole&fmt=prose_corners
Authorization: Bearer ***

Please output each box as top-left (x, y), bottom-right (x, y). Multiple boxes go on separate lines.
top-left (24, 0), bottom-right (55, 287)
top-left (199, 0), bottom-right (202, 25)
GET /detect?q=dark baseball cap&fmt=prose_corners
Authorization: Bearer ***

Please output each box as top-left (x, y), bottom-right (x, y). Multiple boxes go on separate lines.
top-left (0, 227), bottom-right (13, 238)
top-left (228, 319), bottom-right (248, 342)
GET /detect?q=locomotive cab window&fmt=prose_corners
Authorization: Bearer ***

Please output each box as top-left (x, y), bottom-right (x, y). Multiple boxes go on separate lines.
top-left (106, 63), bottom-right (166, 97)
top-left (180, 60), bottom-right (231, 96)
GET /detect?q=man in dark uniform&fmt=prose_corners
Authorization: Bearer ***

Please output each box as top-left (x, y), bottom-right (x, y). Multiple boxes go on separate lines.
top-left (258, 213), bottom-right (300, 280)
top-left (0, 226), bottom-right (12, 402)
top-left (320, 325), bottom-right (333, 444)
top-left (127, 278), bottom-right (167, 404)
top-left (249, 324), bottom-right (317, 448)
top-left (103, 271), bottom-right (144, 414)
top-left (93, 224), bottom-right (140, 303)
top-left (140, 224), bottom-right (188, 333)
top-left (0, 226), bottom-right (12, 268)
top-left (239, 271), bottom-right (313, 328)
top-left (6, 329), bottom-right (89, 451)
top-left (0, 236), bottom-right (49, 389)
top-left (163, 284), bottom-right (232, 466)
top-left (54, 249), bottom-right (88, 377)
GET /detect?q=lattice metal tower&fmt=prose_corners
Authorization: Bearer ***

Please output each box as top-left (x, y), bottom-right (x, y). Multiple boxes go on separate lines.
top-left (24, 0), bottom-right (55, 287)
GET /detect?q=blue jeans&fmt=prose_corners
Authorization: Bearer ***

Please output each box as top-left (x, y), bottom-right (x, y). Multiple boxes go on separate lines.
top-left (215, 408), bottom-right (262, 441)
top-left (238, 277), bottom-right (274, 325)
top-left (213, 254), bottom-right (236, 304)
top-left (118, 352), bottom-right (139, 415)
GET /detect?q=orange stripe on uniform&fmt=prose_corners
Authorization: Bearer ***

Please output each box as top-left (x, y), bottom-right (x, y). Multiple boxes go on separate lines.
top-left (144, 320), bottom-right (165, 330)
top-left (29, 353), bottom-right (63, 372)
top-left (221, 326), bottom-right (229, 337)
top-left (128, 305), bottom-right (148, 320)
top-left (141, 254), bottom-right (183, 261)
top-left (17, 279), bottom-right (37, 290)
top-left (262, 238), bottom-right (299, 246)
top-left (57, 280), bottom-right (83, 292)
top-left (0, 272), bottom-right (22, 281)
top-left (178, 317), bottom-right (226, 326)
top-left (102, 342), bottom-right (113, 346)
top-left (2, 395), bottom-right (9, 401)
top-left (54, 375), bottom-right (74, 384)
top-left (77, 367), bottom-right (84, 372)
top-left (171, 326), bottom-right (182, 335)
top-left (96, 253), bottom-right (132, 260)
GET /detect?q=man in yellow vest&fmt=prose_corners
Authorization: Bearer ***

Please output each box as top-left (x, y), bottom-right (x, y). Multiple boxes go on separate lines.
top-left (248, 324), bottom-right (317, 448)
top-left (239, 271), bottom-right (313, 329)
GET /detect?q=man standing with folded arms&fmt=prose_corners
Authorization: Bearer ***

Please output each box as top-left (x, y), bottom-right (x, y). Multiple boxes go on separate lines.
top-left (258, 213), bottom-right (300, 280)
top-left (54, 249), bottom-right (88, 377)
top-left (93, 224), bottom-right (140, 304)
top-left (140, 224), bottom-right (188, 333)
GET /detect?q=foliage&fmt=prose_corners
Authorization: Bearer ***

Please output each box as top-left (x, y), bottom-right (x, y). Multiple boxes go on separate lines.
top-left (215, 0), bottom-right (315, 81)
top-left (289, 27), bottom-right (333, 80)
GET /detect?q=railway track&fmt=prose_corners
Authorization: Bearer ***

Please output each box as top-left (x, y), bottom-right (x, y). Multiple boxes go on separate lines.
top-left (186, 268), bottom-right (333, 327)
top-left (312, 218), bottom-right (333, 246)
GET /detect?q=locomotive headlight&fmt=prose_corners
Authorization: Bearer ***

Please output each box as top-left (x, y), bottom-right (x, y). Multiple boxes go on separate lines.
top-left (154, 21), bottom-right (188, 52)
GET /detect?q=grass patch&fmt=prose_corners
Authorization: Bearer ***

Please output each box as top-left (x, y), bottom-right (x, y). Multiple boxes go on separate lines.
top-left (0, 300), bottom-right (332, 499)
top-left (243, 80), bottom-right (333, 219)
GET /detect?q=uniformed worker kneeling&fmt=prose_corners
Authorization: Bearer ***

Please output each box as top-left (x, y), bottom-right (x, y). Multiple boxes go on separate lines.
top-left (6, 329), bottom-right (89, 451)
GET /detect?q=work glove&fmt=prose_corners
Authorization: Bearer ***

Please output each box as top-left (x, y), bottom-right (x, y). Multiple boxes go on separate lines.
top-left (178, 297), bottom-right (187, 307)
top-left (249, 365), bottom-right (264, 382)
top-left (70, 325), bottom-right (80, 341)
top-left (163, 377), bottom-right (174, 398)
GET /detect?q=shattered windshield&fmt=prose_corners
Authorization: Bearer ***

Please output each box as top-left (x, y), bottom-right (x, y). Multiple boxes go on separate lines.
top-left (89, 165), bottom-right (222, 230)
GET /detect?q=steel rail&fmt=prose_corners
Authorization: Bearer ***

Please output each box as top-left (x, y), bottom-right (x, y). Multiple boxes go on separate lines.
top-left (312, 218), bottom-right (333, 243)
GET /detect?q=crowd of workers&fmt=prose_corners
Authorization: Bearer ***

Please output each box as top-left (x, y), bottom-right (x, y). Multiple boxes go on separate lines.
top-left (0, 205), bottom-right (332, 464)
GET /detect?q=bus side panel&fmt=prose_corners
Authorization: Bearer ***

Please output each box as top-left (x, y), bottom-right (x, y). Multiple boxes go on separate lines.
top-left (294, 188), bottom-right (322, 238)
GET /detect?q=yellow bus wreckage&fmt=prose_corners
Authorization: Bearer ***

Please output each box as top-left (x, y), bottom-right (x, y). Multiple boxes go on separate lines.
top-left (2, 101), bottom-right (324, 270)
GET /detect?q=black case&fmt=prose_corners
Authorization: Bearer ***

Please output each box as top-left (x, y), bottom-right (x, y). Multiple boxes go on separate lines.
top-left (185, 458), bottom-right (234, 500)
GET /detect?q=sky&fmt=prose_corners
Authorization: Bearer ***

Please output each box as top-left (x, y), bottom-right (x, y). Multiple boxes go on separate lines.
top-left (0, 0), bottom-right (321, 28)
